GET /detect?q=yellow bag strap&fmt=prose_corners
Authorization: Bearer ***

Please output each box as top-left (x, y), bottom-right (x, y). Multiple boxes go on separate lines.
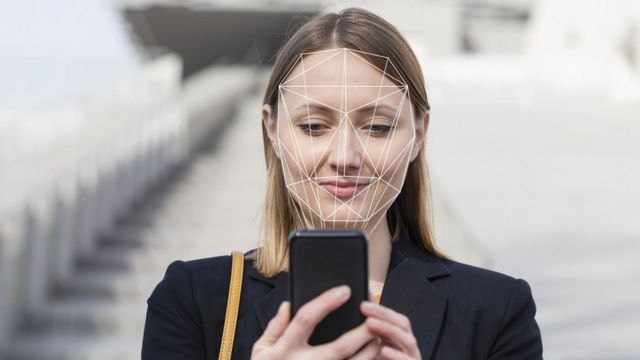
top-left (219, 251), bottom-right (244, 360)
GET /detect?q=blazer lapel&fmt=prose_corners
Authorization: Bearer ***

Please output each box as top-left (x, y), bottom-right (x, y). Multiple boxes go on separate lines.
top-left (380, 231), bottom-right (450, 359)
top-left (380, 257), bottom-right (448, 359)
top-left (248, 267), bottom-right (289, 330)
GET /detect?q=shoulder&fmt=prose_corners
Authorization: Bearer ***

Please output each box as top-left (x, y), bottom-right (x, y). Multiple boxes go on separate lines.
top-left (149, 251), bottom-right (266, 307)
top-left (152, 252), bottom-right (252, 298)
top-left (143, 254), bottom-right (258, 357)
top-left (436, 260), bottom-right (533, 307)
top-left (439, 258), bottom-right (534, 300)
top-left (146, 255), bottom-right (232, 311)
top-left (437, 258), bottom-right (542, 355)
top-left (173, 254), bottom-right (234, 287)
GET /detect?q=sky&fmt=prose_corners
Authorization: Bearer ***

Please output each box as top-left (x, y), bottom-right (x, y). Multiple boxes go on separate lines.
top-left (0, 0), bottom-right (140, 111)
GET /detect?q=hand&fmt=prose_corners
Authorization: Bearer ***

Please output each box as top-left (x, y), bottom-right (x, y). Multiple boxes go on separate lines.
top-left (360, 300), bottom-right (422, 360)
top-left (251, 285), bottom-right (381, 359)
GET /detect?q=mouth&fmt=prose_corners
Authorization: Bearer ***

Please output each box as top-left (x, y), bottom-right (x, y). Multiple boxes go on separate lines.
top-left (318, 179), bottom-right (371, 199)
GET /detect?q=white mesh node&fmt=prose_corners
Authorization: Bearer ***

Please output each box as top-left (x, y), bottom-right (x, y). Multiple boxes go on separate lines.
top-left (275, 48), bottom-right (417, 233)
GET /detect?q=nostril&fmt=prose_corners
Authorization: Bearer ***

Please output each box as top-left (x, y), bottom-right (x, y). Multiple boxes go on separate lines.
top-left (330, 162), bottom-right (361, 176)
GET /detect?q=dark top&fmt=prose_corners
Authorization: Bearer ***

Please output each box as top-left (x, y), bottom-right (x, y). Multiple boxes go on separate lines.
top-left (142, 231), bottom-right (543, 359)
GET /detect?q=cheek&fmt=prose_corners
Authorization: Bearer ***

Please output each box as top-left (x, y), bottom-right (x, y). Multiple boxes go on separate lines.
top-left (278, 130), bottom-right (329, 177)
top-left (365, 130), bottom-right (415, 177)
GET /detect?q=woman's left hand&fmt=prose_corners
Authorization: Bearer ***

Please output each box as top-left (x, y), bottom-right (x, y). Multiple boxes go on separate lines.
top-left (360, 300), bottom-right (422, 360)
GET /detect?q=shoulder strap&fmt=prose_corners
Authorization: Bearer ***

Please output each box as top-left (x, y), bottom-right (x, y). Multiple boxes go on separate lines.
top-left (219, 251), bottom-right (245, 360)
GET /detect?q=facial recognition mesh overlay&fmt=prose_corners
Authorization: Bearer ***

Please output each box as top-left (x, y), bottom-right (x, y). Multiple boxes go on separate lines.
top-left (276, 48), bottom-right (417, 233)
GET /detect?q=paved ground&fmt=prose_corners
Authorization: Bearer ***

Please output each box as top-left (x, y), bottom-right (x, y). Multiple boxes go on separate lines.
top-left (426, 56), bottom-right (640, 359)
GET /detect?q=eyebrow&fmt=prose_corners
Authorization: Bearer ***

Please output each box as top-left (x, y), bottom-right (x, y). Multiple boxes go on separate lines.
top-left (292, 103), bottom-right (398, 117)
top-left (352, 104), bottom-right (399, 118)
top-left (293, 103), bottom-right (336, 115)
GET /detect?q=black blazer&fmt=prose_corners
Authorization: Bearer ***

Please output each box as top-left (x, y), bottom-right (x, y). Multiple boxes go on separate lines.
top-left (142, 232), bottom-right (543, 359)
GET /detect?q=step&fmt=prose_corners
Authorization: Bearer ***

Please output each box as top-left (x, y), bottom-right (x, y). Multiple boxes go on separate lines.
top-left (7, 332), bottom-right (141, 360)
top-left (99, 223), bottom-right (235, 248)
top-left (77, 243), bottom-right (224, 272)
top-left (23, 298), bottom-right (147, 336)
top-left (55, 268), bottom-right (162, 300)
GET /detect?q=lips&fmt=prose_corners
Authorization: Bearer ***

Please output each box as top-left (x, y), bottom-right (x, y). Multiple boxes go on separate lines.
top-left (319, 179), bottom-right (371, 198)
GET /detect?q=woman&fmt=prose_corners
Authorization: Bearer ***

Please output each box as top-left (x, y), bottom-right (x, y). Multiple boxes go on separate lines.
top-left (142, 7), bottom-right (543, 360)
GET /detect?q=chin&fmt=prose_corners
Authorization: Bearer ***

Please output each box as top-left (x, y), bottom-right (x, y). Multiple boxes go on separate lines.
top-left (316, 220), bottom-right (363, 230)
top-left (318, 204), bottom-right (370, 224)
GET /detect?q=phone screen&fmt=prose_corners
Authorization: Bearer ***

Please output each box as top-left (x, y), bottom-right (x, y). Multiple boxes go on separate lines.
top-left (288, 229), bottom-right (368, 345)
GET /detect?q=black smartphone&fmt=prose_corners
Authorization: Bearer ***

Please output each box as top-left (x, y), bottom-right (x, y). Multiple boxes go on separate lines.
top-left (288, 229), bottom-right (368, 346)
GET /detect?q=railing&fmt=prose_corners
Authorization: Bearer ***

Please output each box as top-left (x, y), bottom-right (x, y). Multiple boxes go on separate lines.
top-left (0, 53), bottom-right (257, 351)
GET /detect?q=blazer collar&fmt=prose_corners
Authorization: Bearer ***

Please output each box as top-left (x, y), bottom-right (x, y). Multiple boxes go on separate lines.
top-left (246, 230), bottom-right (450, 359)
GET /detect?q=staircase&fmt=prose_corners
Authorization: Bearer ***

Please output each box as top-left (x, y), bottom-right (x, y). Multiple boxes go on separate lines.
top-left (7, 93), bottom-right (266, 360)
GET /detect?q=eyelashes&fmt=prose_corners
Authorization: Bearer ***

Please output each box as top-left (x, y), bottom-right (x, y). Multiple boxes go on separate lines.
top-left (297, 123), bottom-right (326, 135)
top-left (297, 122), bottom-right (394, 136)
top-left (366, 124), bottom-right (393, 134)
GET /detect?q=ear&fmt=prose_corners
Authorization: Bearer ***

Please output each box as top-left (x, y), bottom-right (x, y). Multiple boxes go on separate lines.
top-left (410, 111), bottom-right (429, 161)
top-left (262, 104), bottom-right (280, 159)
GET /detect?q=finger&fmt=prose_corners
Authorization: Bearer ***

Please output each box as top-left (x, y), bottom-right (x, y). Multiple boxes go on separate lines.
top-left (366, 317), bottom-right (418, 356)
top-left (256, 301), bottom-right (290, 345)
top-left (380, 345), bottom-right (411, 360)
top-left (315, 323), bottom-right (376, 359)
top-left (279, 285), bottom-right (351, 347)
top-left (361, 301), bottom-right (413, 333)
top-left (348, 337), bottom-right (382, 360)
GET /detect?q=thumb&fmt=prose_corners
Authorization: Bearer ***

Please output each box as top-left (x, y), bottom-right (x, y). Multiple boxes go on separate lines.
top-left (257, 301), bottom-right (290, 345)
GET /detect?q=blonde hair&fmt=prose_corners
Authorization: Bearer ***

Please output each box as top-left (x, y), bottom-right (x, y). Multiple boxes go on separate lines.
top-left (254, 7), bottom-right (448, 277)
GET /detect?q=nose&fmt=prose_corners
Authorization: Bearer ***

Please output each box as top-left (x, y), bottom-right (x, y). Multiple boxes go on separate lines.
top-left (328, 120), bottom-right (363, 175)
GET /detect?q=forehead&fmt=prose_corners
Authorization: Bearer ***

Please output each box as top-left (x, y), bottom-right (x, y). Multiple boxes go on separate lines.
top-left (283, 48), bottom-right (404, 86)
top-left (278, 48), bottom-right (410, 115)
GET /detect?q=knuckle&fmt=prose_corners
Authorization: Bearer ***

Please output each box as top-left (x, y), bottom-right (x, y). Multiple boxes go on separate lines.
top-left (407, 335), bottom-right (418, 348)
top-left (332, 338), bottom-right (351, 356)
top-left (400, 314), bottom-right (411, 329)
top-left (294, 309), bottom-right (314, 328)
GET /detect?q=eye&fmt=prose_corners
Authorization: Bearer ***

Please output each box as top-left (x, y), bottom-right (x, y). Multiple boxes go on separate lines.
top-left (297, 121), bottom-right (327, 136)
top-left (364, 123), bottom-right (394, 135)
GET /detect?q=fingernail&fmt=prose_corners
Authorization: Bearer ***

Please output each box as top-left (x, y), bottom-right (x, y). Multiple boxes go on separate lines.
top-left (333, 285), bottom-right (350, 299)
top-left (278, 301), bottom-right (288, 313)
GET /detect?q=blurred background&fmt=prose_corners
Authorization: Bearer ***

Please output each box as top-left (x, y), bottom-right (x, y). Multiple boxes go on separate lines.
top-left (1, 0), bottom-right (639, 358)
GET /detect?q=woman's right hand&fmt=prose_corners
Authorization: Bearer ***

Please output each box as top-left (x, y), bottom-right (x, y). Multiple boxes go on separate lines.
top-left (251, 285), bottom-right (381, 359)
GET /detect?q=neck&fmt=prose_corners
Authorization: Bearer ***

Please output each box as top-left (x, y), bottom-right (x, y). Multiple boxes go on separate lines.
top-left (363, 214), bottom-right (392, 294)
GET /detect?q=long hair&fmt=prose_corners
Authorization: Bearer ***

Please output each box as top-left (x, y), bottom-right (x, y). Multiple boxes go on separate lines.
top-left (255, 7), bottom-right (448, 277)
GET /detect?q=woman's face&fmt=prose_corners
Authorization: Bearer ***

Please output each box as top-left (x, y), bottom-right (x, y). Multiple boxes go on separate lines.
top-left (264, 48), bottom-right (426, 231)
